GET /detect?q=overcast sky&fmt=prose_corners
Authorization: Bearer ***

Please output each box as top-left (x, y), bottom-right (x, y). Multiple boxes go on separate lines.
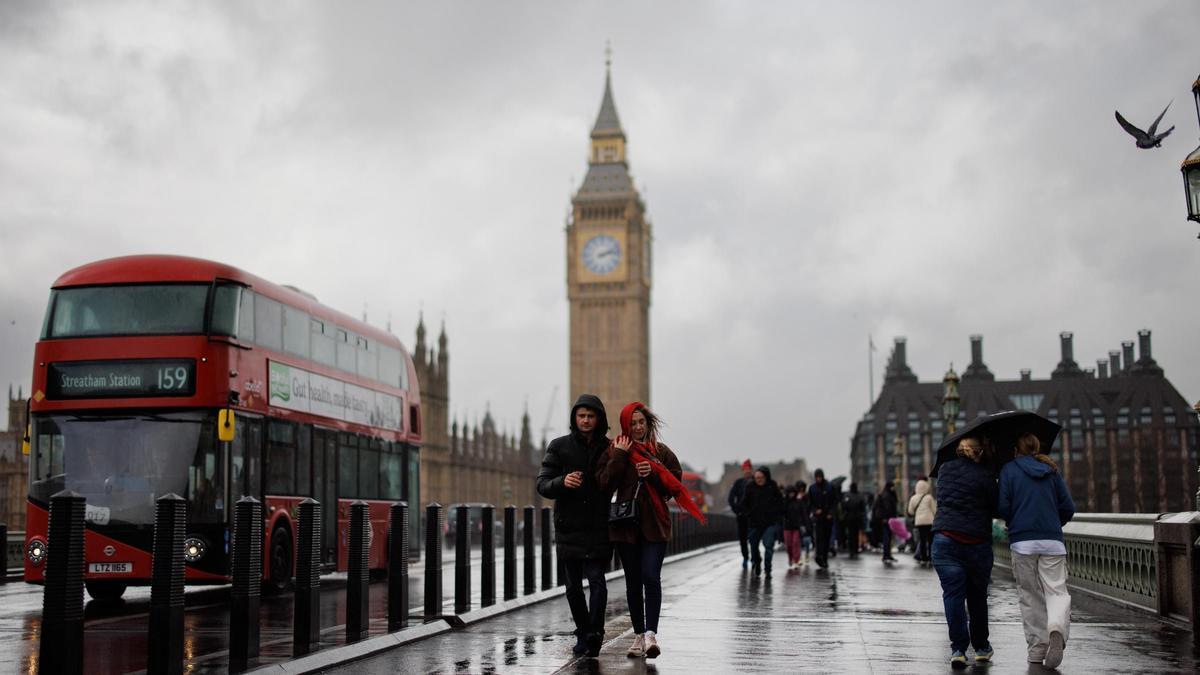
top-left (2, 2), bottom-right (1199, 481)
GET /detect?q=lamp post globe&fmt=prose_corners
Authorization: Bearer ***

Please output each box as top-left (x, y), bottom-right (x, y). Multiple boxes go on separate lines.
top-left (1183, 74), bottom-right (1200, 226)
top-left (942, 365), bottom-right (961, 435)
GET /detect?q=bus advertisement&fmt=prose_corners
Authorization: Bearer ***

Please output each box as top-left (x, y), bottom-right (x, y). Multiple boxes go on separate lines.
top-left (24, 255), bottom-right (421, 600)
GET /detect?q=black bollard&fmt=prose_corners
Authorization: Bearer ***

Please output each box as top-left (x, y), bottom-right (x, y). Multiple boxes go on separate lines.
top-left (454, 505), bottom-right (471, 614)
top-left (523, 506), bottom-right (535, 595)
top-left (424, 503), bottom-right (443, 620)
top-left (148, 493), bottom-right (186, 675)
top-left (0, 522), bottom-right (7, 584)
top-left (229, 496), bottom-right (262, 672)
top-left (503, 506), bottom-right (516, 600)
top-left (480, 505), bottom-right (495, 607)
top-left (540, 507), bottom-right (552, 590)
top-left (387, 502), bottom-right (409, 631)
top-left (39, 490), bottom-right (86, 675)
top-left (293, 499), bottom-right (321, 656)
top-left (347, 501), bottom-right (370, 642)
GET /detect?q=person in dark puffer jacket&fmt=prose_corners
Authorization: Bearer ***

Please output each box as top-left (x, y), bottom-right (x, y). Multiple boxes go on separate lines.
top-left (932, 435), bottom-right (999, 669)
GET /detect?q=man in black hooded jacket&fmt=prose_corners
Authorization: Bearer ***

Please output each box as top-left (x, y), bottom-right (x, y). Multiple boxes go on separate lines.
top-left (536, 394), bottom-right (612, 657)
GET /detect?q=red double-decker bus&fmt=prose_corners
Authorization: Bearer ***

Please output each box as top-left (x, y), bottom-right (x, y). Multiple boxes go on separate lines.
top-left (24, 255), bottom-right (421, 600)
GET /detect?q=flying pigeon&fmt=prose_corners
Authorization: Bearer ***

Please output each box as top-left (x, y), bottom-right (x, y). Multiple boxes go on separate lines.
top-left (1114, 102), bottom-right (1174, 148)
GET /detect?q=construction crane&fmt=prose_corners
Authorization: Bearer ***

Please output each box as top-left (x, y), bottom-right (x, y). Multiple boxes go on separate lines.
top-left (539, 385), bottom-right (559, 448)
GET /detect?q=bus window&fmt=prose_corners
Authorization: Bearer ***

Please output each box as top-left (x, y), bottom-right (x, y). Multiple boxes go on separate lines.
top-left (338, 433), bottom-right (358, 498)
top-left (380, 442), bottom-right (403, 501)
top-left (254, 295), bottom-right (283, 351)
top-left (233, 415), bottom-right (263, 499)
top-left (45, 285), bottom-right (208, 338)
top-left (210, 284), bottom-right (241, 336)
top-left (357, 338), bottom-right (378, 381)
top-left (358, 437), bottom-right (380, 500)
top-left (311, 319), bottom-right (335, 367)
top-left (237, 290), bottom-right (255, 342)
top-left (379, 346), bottom-right (402, 389)
top-left (283, 305), bottom-right (309, 358)
top-left (296, 425), bottom-right (311, 497)
top-left (186, 422), bottom-right (223, 522)
top-left (266, 420), bottom-right (295, 495)
top-left (336, 329), bottom-right (355, 373)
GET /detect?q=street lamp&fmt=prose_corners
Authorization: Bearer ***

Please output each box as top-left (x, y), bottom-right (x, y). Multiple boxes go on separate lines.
top-left (942, 364), bottom-right (961, 435)
top-left (1182, 73), bottom-right (1200, 229)
top-left (1193, 400), bottom-right (1200, 511)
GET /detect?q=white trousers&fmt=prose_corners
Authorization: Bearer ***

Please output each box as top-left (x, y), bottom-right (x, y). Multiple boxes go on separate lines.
top-left (1011, 551), bottom-right (1071, 650)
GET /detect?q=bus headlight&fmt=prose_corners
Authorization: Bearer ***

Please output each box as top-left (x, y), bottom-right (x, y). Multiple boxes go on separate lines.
top-left (183, 537), bottom-right (207, 563)
top-left (27, 539), bottom-right (47, 566)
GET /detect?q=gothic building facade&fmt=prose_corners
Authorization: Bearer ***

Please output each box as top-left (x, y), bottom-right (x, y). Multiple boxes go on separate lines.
top-left (567, 59), bottom-right (653, 410)
top-left (0, 388), bottom-right (29, 530)
top-left (851, 331), bottom-right (1200, 513)
top-left (412, 318), bottom-right (544, 510)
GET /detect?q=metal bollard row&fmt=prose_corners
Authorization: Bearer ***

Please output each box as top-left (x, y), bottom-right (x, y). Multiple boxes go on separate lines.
top-left (347, 501), bottom-right (370, 642)
top-left (540, 507), bottom-right (553, 590)
top-left (503, 505), bottom-right (517, 600)
top-left (148, 493), bottom-right (186, 675)
top-left (480, 505), bottom-right (496, 607)
top-left (454, 505), bottom-right (471, 614)
top-left (523, 506), bottom-right (535, 595)
top-left (294, 499), bottom-right (321, 656)
top-left (40, 490), bottom-right (86, 675)
top-left (388, 502), bottom-right (409, 631)
top-left (424, 503), bottom-right (444, 620)
top-left (229, 496), bottom-right (262, 673)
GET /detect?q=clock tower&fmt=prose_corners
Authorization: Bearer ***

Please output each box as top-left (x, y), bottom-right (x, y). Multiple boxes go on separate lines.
top-left (567, 56), bottom-right (652, 412)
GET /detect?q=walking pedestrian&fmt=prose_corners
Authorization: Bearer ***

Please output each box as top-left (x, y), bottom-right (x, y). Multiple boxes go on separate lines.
top-left (808, 469), bottom-right (835, 568)
top-left (932, 435), bottom-right (998, 669)
top-left (998, 432), bottom-right (1076, 669)
top-left (727, 460), bottom-right (753, 568)
top-left (841, 482), bottom-right (867, 558)
top-left (536, 394), bottom-right (612, 658)
top-left (874, 482), bottom-right (899, 563)
top-left (783, 485), bottom-right (811, 569)
top-left (597, 402), bottom-right (706, 659)
top-left (908, 477), bottom-right (937, 566)
top-left (742, 467), bottom-right (785, 576)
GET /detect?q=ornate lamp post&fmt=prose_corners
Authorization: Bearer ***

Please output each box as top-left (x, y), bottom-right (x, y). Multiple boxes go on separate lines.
top-left (1193, 400), bottom-right (1200, 511)
top-left (1182, 74), bottom-right (1200, 230)
top-left (893, 435), bottom-right (906, 501)
top-left (942, 365), bottom-right (961, 435)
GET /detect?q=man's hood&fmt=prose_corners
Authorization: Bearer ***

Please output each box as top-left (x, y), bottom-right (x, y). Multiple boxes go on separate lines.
top-left (1013, 455), bottom-right (1054, 479)
top-left (914, 479), bottom-right (930, 496)
top-left (569, 393), bottom-right (609, 437)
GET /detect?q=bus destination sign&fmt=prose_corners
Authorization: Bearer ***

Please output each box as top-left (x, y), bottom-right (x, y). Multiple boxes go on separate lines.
top-left (47, 359), bottom-right (196, 399)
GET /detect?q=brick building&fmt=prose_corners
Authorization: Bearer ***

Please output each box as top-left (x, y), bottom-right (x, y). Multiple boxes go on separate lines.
top-left (0, 387), bottom-right (29, 530)
top-left (713, 458), bottom-right (811, 513)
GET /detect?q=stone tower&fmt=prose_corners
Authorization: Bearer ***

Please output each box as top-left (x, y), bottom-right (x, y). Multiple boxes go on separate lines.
top-left (567, 54), bottom-right (652, 413)
top-left (413, 315), bottom-right (451, 505)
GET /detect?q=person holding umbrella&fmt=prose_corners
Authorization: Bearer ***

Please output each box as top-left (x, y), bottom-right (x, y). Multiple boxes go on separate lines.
top-left (930, 435), bottom-right (998, 669)
top-left (998, 432), bottom-right (1076, 669)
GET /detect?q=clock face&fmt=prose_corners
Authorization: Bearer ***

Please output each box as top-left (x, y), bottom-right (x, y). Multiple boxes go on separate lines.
top-left (582, 234), bottom-right (621, 275)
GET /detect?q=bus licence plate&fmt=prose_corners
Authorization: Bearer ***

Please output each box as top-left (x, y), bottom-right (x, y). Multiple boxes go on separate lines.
top-left (89, 562), bottom-right (132, 574)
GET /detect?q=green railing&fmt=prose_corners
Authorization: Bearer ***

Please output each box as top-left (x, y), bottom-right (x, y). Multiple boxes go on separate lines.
top-left (993, 513), bottom-right (1158, 612)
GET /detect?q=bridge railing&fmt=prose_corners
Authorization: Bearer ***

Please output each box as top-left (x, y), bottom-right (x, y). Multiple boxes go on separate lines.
top-left (6, 528), bottom-right (21, 577)
top-left (993, 511), bottom-right (1200, 644)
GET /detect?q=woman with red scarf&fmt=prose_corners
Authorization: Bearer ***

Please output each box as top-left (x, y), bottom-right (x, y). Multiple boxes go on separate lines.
top-left (597, 402), bottom-right (706, 660)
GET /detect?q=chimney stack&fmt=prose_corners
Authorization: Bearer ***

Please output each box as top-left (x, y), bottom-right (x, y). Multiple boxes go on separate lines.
top-left (1020, 369), bottom-right (1032, 381)
top-left (1052, 331), bottom-right (1083, 379)
top-left (883, 337), bottom-right (918, 384)
top-left (971, 335), bottom-right (983, 366)
top-left (1137, 329), bottom-right (1152, 363)
top-left (895, 337), bottom-right (907, 368)
top-left (1097, 360), bottom-right (1108, 378)
top-left (1109, 350), bottom-right (1121, 375)
top-left (962, 334), bottom-right (995, 381)
top-left (1122, 341), bottom-right (1134, 373)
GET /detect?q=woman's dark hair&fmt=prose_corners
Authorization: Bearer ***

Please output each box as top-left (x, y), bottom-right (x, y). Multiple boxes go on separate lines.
top-left (756, 466), bottom-right (773, 482)
top-left (795, 480), bottom-right (807, 491)
top-left (1016, 432), bottom-right (1058, 473)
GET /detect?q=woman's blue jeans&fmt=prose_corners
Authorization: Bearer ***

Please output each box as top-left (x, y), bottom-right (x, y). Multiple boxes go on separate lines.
top-left (616, 539), bottom-right (669, 634)
top-left (932, 533), bottom-right (993, 653)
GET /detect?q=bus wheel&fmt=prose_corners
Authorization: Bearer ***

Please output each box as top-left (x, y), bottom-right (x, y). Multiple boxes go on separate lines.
top-left (267, 525), bottom-right (293, 594)
top-left (85, 580), bottom-right (127, 602)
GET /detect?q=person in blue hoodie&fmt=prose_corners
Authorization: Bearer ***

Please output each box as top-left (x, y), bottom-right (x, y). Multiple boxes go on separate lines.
top-left (998, 432), bottom-right (1076, 670)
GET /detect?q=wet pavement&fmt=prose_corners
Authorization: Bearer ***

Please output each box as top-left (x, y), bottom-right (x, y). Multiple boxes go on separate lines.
top-left (0, 544), bottom-right (548, 673)
top-left (326, 544), bottom-right (1200, 674)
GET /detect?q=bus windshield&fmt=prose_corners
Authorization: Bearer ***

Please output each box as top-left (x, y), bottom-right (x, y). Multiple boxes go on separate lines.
top-left (29, 411), bottom-right (224, 526)
top-left (44, 284), bottom-right (210, 338)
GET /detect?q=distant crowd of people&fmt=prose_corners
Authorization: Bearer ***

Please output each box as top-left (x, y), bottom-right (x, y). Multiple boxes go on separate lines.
top-left (726, 435), bottom-right (1076, 670)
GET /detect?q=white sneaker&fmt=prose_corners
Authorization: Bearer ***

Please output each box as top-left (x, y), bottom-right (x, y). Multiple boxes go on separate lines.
top-left (1044, 631), bottom-right (1064, 668)
top-left (644, 631), bottom-right (660, 658)
top-left (626, 633), bottom-right (645, 658)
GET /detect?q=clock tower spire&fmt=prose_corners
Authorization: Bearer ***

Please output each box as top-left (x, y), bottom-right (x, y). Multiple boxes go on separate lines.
top-left (566, 48), bottom-right (653, 411)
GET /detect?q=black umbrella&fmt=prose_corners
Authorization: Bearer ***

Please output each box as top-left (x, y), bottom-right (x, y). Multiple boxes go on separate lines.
top-left (930, 410), bottom-right (1061, 477)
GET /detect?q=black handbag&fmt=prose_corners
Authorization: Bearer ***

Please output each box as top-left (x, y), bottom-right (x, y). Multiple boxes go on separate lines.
top-left (609, 479), bottom-right (643, 527)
